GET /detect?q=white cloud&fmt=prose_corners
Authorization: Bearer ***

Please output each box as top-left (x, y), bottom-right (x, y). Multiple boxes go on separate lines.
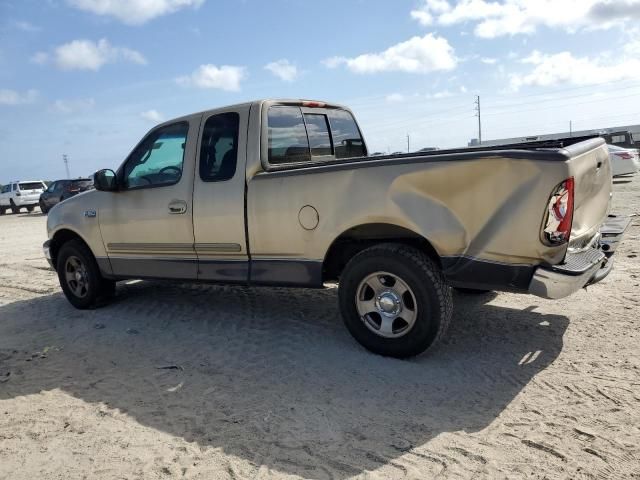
top-left (0, 89), bottom-right (38, 105)
top-left (510, 50), bottom-right (640, 90)
top-left (177, 64), bottom-right (246, 91)
top-left (481, 57), bottom-right (498, 64)
top-left (324, 33), bottom-right (457, 74)
top-left (52, 98), bottom-right (95, 113)
top-left (66, 0), bottom-right (205, 25)
top-left (411, 0), bottom-right (640, 38)
top-left (264, 59), bottom-right (298, 82)
top-left (37, 38), bottom-right (147, 71)
top-left (140, 109), bottom-right (164, 122)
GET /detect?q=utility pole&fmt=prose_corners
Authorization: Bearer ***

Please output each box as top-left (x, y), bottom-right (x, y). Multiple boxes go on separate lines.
top-left (407, 134), bottom-right (411, 153)
top-left (569, 120), bottom-right (573, 137)
top-left (474, 95), bottom-right (482, 145)
top-left (63, 154), bottom-right (70, 178)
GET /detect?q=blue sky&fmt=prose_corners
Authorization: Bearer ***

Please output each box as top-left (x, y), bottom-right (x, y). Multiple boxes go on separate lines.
top-left (1, 0), bottom-right (640, 180)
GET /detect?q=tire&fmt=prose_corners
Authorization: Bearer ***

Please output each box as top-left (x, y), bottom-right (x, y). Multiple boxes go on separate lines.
top-left (26, 205), bottom-right (34, 213)
top-left (39, 200), bottom-right (49, 214)
top-left (338, 243), bottom-right (453, 358)
top-left (9, 200), bottom-right (19, 214)
top-left (56, 239), bottom-right (115, 309)
top-left (0, 206), bottom-right (5, 215)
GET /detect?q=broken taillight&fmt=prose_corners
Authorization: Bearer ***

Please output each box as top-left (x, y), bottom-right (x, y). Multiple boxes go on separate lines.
top-left (543, 177), bottom-right (574, 245)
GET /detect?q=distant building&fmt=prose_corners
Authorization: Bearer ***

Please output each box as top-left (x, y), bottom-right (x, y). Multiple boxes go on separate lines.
top-left (469, 124), bottom-right (640, 149)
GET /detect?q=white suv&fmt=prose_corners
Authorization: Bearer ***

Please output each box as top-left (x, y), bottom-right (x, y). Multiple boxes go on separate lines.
top-left (0, 180), bottom-right (47, 214)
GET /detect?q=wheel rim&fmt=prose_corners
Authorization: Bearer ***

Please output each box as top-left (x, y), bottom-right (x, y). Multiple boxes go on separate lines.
top-left (355, 271), bottom-right (418, 338)
top-left (64, 256), bottom-right (90, 298)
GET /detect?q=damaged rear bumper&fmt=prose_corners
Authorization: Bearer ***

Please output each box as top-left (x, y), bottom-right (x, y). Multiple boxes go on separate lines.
top-left (529, 214), bottom-right (631, 299)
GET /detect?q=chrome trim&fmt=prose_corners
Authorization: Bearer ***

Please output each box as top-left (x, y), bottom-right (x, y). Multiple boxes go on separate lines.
top-left (195, 243), bottom-right (242, 253)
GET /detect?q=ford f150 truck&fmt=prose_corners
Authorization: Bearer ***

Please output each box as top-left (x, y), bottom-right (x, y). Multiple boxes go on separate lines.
top-left (44, 99), bottom-right (629, 357)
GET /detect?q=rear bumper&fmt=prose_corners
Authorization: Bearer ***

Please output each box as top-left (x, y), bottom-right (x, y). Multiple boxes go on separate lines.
top-left (529, 214), bottom-right (631, 299)
top-left (13, 195), bottom-right (40, 206)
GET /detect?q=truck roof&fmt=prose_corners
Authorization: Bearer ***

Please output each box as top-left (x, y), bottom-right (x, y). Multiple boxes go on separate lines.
top-left (160, 99), bottom-right (348, 126)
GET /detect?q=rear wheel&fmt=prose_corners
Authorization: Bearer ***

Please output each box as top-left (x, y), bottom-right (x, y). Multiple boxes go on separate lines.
top-left (56, 239), bottom-right (115, 309)
top-left (26, 205), bottom-right (34, 213)
top-left (338, 243), bottom-right (453, 358)
top-left (0, 206), bottom-right (5, 215)
top-left (9, 200), bottom-right (19, 214)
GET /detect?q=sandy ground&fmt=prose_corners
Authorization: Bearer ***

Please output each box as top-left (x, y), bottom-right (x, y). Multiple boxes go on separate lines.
top-left (0, 178), bottom-right (639, 480)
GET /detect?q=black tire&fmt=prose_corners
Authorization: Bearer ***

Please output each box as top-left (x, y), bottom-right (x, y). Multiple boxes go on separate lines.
top-left (0, 206), bottom-right (5, 215)
top-left (338, 243), bottom-right (453, 358)
top-left (56, 239), bottom-right (115, 309)
top-left (9, 200), bottom-right (19, 214)
top-left (454, 287), bottom-right (491, 294)
top-left (26, 205), bottom-right (34, 213)
top-left (39, 200), bottom-right (49, 214)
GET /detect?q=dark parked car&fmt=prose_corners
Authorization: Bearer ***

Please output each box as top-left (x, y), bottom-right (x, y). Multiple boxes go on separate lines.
top-left (39, 178), bottom-right (93, 214)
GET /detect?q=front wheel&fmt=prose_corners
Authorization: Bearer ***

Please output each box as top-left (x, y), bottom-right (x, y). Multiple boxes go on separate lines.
top-left (56, 239), bottom-right (115, 309)
top-left (338, 243), bottom-right (453, 358)
top-left (39, 200), bottom-right (49, 214)
top-left (10, 201), bottom-right (19, 214)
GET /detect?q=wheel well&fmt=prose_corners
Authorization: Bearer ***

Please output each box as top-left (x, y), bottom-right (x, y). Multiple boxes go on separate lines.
top-left (322, 224), bottom-right (440, 282)
top-left (50, 229), bottom-right (88, 267)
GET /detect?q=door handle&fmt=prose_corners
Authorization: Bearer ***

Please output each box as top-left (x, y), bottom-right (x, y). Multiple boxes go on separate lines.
top-left (168, 200), bottom-right (187, 214)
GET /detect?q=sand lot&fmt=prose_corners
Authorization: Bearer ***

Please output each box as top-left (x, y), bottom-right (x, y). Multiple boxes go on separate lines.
top-left (0, 179), bottom-right (639, 480)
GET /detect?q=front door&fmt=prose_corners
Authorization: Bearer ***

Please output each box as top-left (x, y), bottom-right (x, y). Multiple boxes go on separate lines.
top-left (192, 107), bottom-right (250, 282)
top-left (98, 115), bottom-right (200, 279)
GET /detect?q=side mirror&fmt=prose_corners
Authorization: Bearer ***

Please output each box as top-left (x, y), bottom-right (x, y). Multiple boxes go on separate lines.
top-left (93, 169), bottom-right (118, 192)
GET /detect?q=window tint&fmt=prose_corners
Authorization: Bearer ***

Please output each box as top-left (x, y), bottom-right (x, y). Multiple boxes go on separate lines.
top-left (46, 182), bottom-right (57, 193)
top-left (123, 122), bottom-right (188, 189)
top-left (71, 180), bottom-right (93, 190)
top-left (304, 114), bottom-right (332, 156)
top-left (199, 112), bottom-right (240, 182)
top-left (19, 182), bottom-right (44, 190)
top-left (1, 185), bottom-right (8, 193)
top-left (610, 134), bottom-right (626, 144)
top-left (327, 109), bottom-right (366, 158)
top-left (268, 107), bottom-right (310, 164)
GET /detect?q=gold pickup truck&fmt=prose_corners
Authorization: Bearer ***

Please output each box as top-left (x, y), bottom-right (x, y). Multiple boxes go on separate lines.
top-left (44, 99), bottom-right (629, 357)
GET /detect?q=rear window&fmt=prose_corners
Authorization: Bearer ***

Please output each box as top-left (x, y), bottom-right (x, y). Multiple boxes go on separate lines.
top-left (71, 180), bottom-right (93, 189)
top-left (268, 107), bottom-right (310, 164)
top-left (304, 114), bottom-right (332, 156)
top-left (19, 182), bottom-right (44, 190)
top-left (267, 106), bottom-right (366, 165)
top-left (327, 109), bottom-right (366, 158)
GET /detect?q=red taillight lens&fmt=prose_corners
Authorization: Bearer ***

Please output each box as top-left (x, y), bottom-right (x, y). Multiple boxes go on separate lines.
top-left (301, 101), bottom-right (326, 108)
top-left (614, 152), bottom-right (633, 160)
top-left (543, 177), bottom-right (574, 245)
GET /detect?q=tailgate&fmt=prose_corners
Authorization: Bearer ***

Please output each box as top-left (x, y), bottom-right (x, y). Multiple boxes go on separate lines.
top-left (564, 139), bottom-right (612, 247)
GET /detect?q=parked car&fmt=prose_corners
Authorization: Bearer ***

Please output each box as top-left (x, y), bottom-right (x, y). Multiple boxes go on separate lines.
top-left (608, 144), bottom-right (640, 176)
top-left (44, 100), bottom-right (629, 358)
top-left (0, 180), bottom-right (47, 214)
top-left (39, 178), bottom-right (94, 214)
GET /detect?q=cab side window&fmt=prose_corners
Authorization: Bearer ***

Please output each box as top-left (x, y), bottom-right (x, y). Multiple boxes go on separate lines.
top-left (123, 122), bottom-right (189, 189)
top-left (199, 112), bottom-right (240, 182)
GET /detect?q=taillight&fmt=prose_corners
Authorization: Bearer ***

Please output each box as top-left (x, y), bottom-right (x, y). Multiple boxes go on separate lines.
top-left (301, 101), bottom-right (326, 108)
top-left (614, 152), bottom-right (633, 160)
top-left (543, 177), bottom-right (574, 245)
